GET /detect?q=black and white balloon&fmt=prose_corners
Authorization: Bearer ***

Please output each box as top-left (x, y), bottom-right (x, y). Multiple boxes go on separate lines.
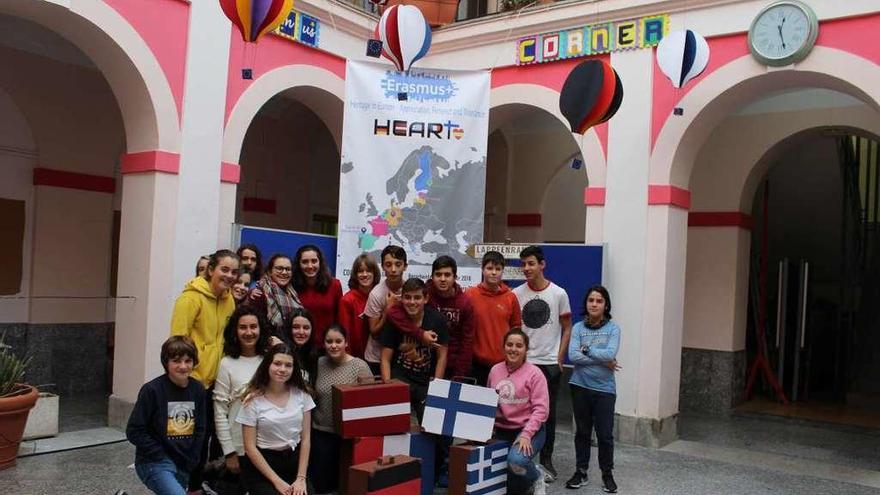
top-left (656, 29), bottom-right (710, 88)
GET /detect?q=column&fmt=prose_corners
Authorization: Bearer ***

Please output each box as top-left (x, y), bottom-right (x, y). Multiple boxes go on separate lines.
top-left (110, 153), bottom-right (181, 427)
top-left (604, 48), bottom-right (680, 447)
top-left (171, 0), bottom-right (232, 290)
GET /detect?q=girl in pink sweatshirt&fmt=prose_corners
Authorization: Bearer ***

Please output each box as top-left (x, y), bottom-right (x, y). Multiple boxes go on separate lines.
top-left (488, 329), bottom-right (549, 495)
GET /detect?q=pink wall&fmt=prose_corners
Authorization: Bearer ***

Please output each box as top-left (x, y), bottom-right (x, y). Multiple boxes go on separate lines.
top-left (225, 34), bottom-right (346, 124)
top-left (651, 13), bottom-right (880, 150)
top-left (104, 0), bottom-right (190, 120)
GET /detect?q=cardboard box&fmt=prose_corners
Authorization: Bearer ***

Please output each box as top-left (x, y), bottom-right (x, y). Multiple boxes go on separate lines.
top-left (448, 440), bottom-right (510, 495)
top-left (348, 454), bottom-right (421, 495)
top-left (333, 378), bottom-right (411, 439)
top-left (422, 379), bottom-right (498, 441)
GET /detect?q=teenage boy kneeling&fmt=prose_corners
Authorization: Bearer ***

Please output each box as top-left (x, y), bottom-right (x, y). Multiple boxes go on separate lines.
top-left (379, 277), bottom-right (449, 420)
top-left (126, 336), bottom-right (206, 495)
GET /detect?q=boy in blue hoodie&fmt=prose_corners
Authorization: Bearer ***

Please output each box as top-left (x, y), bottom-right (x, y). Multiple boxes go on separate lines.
top-left (126, 336), bottom-right (206, 495)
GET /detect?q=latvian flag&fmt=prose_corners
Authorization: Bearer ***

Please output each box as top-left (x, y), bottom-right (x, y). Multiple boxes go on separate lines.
top-left (463, 442), bottom-right (510, 495)
top-left (334, 380), bottom-right (411, 438)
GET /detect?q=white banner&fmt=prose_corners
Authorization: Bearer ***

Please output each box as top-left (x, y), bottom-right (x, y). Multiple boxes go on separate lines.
top-left (336, 61), bottom-right (490, 285)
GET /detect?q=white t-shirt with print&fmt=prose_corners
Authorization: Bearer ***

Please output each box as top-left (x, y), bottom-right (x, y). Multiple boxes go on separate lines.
top-left (362, 281), bottom-right (402, 363)
top-left (236, 388), bottom-right (316, 451)
top-left (513, 281), bottom-right (571, 365)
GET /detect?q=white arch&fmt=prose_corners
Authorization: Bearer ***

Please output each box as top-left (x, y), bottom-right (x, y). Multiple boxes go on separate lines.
top-left (1, 0), bottom-right (180, 152)
top-left (490, 83), bottom-right (606, 186)
top-left (686, 105), bottom-right (880, 213)
top-left (223, 65), bottom-right (345, 163)
top-left (651, 46), bottom-right (880, 188)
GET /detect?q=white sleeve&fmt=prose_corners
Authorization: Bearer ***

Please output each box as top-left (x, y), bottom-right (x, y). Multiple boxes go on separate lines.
top-left (302, 391), bottom-right (316, 413)
top-left (236, 399), bottom-right (258, 427)
top-left (363, 288), bottom-right (383, 318)
top-left (558, 286), bottom-right (572, 317)
top-left (213, 360), bottom-right (236, 456)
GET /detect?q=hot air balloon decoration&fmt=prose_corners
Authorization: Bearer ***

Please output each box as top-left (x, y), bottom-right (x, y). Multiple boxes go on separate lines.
top-left (220, 0), bottom-right (294, 78)
top-left (656, 29), bottom-right (710, 88)
top-left (374, 4), bottom-right (432, 73)
top-left (559, 59), bottom-right (624, 135)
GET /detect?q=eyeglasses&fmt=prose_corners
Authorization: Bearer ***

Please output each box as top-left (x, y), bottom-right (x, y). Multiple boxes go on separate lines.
top-left (273, 266), bottom-right (293, 273)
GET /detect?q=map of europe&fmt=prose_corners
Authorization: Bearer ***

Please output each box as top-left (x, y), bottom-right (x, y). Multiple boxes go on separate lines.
top-left (343, 145), bottom-right (484, 270)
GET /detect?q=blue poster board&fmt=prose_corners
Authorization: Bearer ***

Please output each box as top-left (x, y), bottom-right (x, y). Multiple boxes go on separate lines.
top-left (238, 226), bottom-right (337, 274)
top-left (504, 244), bottom-right (604, 324)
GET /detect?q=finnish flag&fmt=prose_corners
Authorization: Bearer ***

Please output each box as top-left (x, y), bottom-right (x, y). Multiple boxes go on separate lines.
top-left (423, 379), bottom-right (498, 442)
top-left (466, 442), bottom-right (509, 495)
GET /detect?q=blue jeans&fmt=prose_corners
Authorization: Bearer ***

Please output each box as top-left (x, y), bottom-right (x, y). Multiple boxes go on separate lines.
top-left (135, 457), bottom-right (188, 495)
top-left (495, 424), bottom-right (546, 495)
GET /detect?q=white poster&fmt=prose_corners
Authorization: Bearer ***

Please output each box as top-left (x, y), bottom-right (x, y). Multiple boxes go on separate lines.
top-left (336, 61), bottom-right (490, 285)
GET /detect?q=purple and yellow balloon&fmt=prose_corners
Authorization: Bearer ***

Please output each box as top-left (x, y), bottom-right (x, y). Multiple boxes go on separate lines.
top-left (219, 0), bottom-right (294, 43)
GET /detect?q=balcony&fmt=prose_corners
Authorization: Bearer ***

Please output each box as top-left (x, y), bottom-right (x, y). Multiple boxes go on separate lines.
top-left (334, 0), bottom-right (571, 26)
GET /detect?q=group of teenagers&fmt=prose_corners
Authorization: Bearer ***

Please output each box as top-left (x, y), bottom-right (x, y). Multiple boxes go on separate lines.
top-left (126, 243), bottom-right (622, 495)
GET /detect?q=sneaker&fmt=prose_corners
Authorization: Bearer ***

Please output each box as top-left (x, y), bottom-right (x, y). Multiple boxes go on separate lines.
top-left (533, 466), bottom-right (547, 495)
top-left (114, 491), bottom-right (129, 495)
top-left (602, 472), bottom-right (618, 493)
top-left (540, 457), bottom-right (557, 483)
top-left (565, 469), bottom-right (588, 489)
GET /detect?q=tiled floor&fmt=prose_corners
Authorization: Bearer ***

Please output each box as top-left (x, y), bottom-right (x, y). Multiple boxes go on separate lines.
top-left (2, 412), bottom-right (878, 494)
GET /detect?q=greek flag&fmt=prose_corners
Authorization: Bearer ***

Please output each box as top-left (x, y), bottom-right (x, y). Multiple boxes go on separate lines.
top-left (466, 442), bottom-right (509, 495)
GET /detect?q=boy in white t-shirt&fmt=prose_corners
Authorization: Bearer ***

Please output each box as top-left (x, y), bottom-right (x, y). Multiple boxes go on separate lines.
top-left (513, 245), bottom-right (572, 483)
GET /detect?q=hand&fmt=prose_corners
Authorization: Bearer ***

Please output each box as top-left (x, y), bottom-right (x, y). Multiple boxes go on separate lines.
top-left (385, 292), bottom-right (401, 308)
top-left (225, 454), bottom-right (240, 474)
top-left (604, 359), bottom-right (622, 372)
top-left (290, 477), bottom-right (307, 495)
top-left (249, 288), bottom-right (263, 300)
top-left (268, 336), bottom-right (284, 346)
top-left (557, 355), bottom-right (565, 372)
top-left (420, 330), bottom-right (438, 347)
top-left (272, 479), bottom-right (291, 495)
top-left (515, 435), bottom-right (533, 457)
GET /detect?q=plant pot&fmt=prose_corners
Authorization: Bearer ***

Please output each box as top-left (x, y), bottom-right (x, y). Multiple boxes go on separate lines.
top-left (384, 0), bottom-right (460, 27)
top-left (23, 392), bottom-right (59, 440)
top-left (0, 385), bottom-right (39, 470)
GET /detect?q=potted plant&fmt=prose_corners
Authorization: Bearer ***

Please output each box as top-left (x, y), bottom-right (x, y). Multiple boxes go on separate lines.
top-left (0, 335), bottom-right (38, 470)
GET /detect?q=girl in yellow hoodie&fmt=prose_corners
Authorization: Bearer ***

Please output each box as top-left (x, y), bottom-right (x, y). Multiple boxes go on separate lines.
top-left (171, 249), bottom-right (240, 388)
top-left (171, 249), bottom-right (240, 492)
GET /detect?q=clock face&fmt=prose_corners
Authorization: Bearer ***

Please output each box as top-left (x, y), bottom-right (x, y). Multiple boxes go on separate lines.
top-left (749, 2), bottom-right (817, 65)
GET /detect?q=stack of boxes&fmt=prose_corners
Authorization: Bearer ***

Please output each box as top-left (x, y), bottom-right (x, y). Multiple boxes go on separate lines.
top-left (333, 377), bottom-right (507, 495)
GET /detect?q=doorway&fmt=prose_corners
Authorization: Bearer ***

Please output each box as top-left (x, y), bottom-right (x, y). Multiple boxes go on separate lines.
top-left (744, 130), bottom-right (880, 427)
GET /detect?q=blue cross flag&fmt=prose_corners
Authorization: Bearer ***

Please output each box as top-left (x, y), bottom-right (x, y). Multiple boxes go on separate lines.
top-left (422, 379), bottom-right (498, 442)
top-left (465, 441), bottom-right (510, 495)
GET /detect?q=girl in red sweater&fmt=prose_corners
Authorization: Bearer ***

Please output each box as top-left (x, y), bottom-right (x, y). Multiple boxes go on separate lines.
top-left (292, 245), bottom-right (342, 350)
top-left (337, 253), bottom-right (381, 359)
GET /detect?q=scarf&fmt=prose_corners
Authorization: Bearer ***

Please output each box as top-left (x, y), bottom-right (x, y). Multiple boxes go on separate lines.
top-left (259, 275), bottom-right (302, 332)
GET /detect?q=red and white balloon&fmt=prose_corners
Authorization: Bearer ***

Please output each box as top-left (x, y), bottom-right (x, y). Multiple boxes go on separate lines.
top-left (375, 4), bottom-right (432, 72)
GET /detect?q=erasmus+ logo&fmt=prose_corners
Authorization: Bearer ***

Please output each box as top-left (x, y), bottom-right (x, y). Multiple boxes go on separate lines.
top-left (380, 71), bottom-right (458, 102)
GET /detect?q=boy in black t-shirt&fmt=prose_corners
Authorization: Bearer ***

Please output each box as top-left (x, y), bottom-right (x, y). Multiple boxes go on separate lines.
top-left (126, 336), bottom-right (206, 495)
top-left (380, 277), bottom-right (449, 420)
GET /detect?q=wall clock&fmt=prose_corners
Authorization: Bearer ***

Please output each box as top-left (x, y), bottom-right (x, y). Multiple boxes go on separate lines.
top-left (748, 1), bottom-right (819, 66)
